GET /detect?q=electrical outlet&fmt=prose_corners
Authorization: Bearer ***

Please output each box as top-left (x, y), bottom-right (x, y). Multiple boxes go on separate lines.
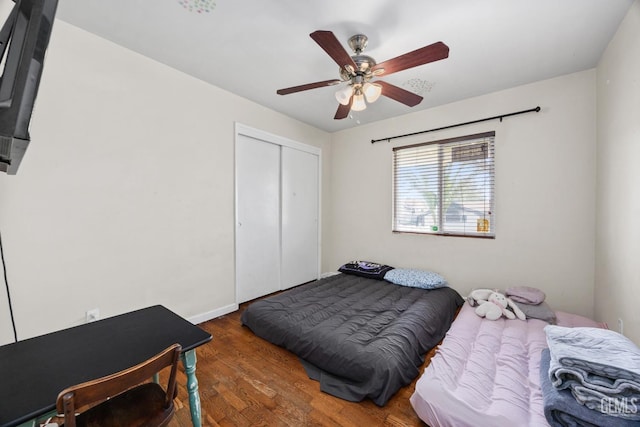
top-left (86, 308), bottom-right (100, 323)
top-left (618, 318), bottom-right (624, 335)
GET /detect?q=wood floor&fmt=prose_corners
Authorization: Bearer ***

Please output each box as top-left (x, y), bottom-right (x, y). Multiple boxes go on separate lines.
top-left (167, 301), bottom-right (434, 427)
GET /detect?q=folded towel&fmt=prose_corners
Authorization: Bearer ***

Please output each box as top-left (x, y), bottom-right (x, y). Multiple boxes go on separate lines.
top-left (517, 301), bottom-right (557, 324)
top-left (545, 325), bottom-right (640, 420)
top-left (505, 286), bottom-right (546, 305)
top-left (540, 349), bottom-right (639, 427)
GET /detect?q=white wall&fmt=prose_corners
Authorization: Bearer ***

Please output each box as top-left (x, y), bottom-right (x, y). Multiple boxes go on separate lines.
top-left (595, 0), bottom-right (640, 342)
top-left (327, 70), bottom-right (597, 317)
top-left (0, 20), bottom-right (331, 344)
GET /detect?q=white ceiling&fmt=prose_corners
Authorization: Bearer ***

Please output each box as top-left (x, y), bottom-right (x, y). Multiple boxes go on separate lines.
top-left (55, 0), bottom-right (633, 133)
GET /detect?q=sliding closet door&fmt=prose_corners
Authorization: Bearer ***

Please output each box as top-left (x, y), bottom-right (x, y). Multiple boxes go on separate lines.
top-left (281, 147), bottom-right (319, 289)
top-left (235, 135), bottom-right (281, 303)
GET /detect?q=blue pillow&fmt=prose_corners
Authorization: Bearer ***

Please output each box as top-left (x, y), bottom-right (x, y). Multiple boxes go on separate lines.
top-left (384, 268), bottom-right (448, 289)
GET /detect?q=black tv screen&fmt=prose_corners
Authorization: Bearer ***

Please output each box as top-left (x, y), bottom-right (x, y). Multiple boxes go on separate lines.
top-left (0, 0), bottom-right (58, 175)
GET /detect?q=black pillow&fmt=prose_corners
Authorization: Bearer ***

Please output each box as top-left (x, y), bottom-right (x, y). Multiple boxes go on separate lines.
top-left (338, 261), bottom-right (394, 280)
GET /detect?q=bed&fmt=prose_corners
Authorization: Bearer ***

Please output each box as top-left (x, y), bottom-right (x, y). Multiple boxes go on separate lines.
top-left (410, 302), bottom-right (606, 427)
top-left (241, 272), bottom-right (464, 406)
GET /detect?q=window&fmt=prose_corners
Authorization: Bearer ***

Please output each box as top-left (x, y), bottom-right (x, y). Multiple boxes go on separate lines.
top-left (392, 131), bottom-right (495, 238)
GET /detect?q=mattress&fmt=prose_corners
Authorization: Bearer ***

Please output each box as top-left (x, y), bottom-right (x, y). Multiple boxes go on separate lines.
top-left (410, 303), bottom-right (606, 427)
top-left (241, 273), bottom-right (464, 406)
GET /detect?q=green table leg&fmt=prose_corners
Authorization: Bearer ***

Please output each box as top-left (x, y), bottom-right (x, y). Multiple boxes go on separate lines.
top-left (180, 349), bottom-right (202, 427)
top-left (19, 409), bottom-right (58, 427)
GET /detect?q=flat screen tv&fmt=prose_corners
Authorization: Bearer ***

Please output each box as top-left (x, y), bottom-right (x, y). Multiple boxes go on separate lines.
top-left (0, 0), bottom-right (58, 175)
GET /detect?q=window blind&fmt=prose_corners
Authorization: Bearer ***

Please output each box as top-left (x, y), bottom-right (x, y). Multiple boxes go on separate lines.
top-left (392, 131), bottom-right (495, 238)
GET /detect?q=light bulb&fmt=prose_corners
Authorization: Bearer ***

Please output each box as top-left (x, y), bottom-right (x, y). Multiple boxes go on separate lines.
top-left (351, 92), bottom-right (367, 111)
top-left (363, 82), bottom-right (382, 103)
top-left (335, 85), bottom-right (353, 106)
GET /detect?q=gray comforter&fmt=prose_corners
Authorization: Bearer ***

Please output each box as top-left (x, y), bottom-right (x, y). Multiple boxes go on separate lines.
top-left (241, 273), bottom-right (463, 406)
top-left (545, 325), bottom-right (640, 421)
top-left (540, 349), bottom-right (639, 427)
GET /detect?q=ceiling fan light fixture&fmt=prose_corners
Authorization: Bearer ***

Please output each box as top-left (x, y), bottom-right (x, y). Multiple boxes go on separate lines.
top-left (363, 82), bottom-right (382, 103)
top-left (351, 91), bottom-right (367, 111)
top-left (335, 85), bottom-right (353, 106)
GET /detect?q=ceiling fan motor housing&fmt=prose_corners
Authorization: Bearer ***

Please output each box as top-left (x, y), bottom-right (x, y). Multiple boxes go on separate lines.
top-left (340, 55), bottom-right (376, 80)
top-left (340, 34), bottom-right (377, 83)
top-left (338, 35), bottom-right (375, 87)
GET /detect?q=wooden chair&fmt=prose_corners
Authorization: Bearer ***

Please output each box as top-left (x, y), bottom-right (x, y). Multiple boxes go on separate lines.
top-left (55, 343), bottom-right (182, 427)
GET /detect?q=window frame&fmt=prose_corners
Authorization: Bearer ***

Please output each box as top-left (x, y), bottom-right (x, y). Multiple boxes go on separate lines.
top-left (392, 131), bottom-right (496, 239)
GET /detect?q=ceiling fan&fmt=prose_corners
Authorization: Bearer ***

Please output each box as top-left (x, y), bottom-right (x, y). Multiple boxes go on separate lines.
top-left (276, 30), bottom-right (449, 120)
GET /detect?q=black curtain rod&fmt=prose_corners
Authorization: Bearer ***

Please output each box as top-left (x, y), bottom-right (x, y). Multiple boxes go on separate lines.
top-left (371, 106), bottom-right (541, 144)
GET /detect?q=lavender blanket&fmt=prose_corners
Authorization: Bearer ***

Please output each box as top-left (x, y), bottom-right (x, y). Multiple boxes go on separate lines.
top-left (545, 325), bottom-right (640, 421)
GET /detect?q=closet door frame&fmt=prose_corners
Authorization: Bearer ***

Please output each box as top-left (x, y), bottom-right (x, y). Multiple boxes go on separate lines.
top-left (234, 123), bottom-right (321, 303)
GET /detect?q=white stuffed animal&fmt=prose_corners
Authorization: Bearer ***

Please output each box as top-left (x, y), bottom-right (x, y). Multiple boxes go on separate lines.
top-left (467, 289), bottom-right (526, 321)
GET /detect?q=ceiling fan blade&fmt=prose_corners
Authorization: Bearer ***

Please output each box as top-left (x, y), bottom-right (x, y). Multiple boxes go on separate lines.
top-left (372, 41), bottom-right (449, 76)
top-left (310, 30), bottom-right (357, 71)
top-left (377, 81), bottom-right (423, 107)
top-left (277, 79), bottom-right (341, 95)
top-left (334, 98), bottom-right (352, 120)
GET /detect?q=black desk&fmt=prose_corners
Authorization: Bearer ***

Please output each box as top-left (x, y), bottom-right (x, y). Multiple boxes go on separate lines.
top-left (0, 305), bottom-right (212, 427)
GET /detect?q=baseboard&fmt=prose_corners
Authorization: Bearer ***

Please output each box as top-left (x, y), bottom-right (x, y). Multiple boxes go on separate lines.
top-left (320, 271), bottom-right (340, 278)
top-left (188, 303), bottom-right (238, 325)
